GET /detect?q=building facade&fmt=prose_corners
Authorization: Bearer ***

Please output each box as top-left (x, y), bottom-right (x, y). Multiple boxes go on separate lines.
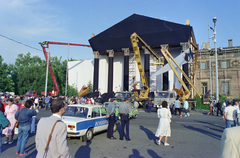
top-left (195, 42), bottom-right (240, 99)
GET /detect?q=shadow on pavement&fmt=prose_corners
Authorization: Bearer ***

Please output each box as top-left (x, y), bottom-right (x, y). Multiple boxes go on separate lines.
top-left (195, 120), bottom-right (225, 130)
top-left (25, 150), bottom-right (37, 158)
top-left (75, 141), bottom-right (91, 158)
top-left (139, 125), bottom-right (158, 144)
top-left (182, 124), bottom-right (222, 140)
top-left (129, 149), bottom-right (144, 158)
top-left (147, 149), bottom-right (162, 158)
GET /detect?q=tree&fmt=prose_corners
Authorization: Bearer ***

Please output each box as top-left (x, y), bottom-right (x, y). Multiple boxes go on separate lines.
top-left (87, 80), bottom-right (93, 93)
top-left (0, 55), bottom-right (15, 92)
top-left (14, 53), bottom-right (46, 95)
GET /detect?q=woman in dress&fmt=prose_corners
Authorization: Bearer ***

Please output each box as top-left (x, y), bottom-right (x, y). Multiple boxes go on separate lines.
top-left (2, 98), bottom-right (19, 144)
top-left (15, 100), bottom-right (37, 156)
top-left (155, 101), bottom-right (172, 146)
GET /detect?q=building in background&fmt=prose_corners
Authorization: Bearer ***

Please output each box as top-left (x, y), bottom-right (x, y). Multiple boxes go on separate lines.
top-left (195, 39), bottom-right (240, 99)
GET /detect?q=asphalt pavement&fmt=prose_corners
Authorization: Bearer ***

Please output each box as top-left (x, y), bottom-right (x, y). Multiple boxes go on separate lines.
top-left (1, 108), bottom-right (225, 158)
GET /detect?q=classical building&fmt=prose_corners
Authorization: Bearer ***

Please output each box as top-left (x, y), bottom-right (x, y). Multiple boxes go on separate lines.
top-left (69, 14), bottom-right (198, 94)
top-left (195, 40), bottom-right (240, 98)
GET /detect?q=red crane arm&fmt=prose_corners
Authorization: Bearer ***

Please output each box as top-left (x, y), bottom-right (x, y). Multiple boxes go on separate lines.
top-left (47, 41), bottom-right (91, 47)
top-left (41, 45), bottom-right (59, 96)
top-left (39, 41), bottom-right (91, 96)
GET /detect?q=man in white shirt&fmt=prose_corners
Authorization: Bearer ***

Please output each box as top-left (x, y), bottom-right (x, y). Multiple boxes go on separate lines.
top-left (35, 98), bottom-right (71, 158)
top-left (224, 101), bottom-right (237, 128)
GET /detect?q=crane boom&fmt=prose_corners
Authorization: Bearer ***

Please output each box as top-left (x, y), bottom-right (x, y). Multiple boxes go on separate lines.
top-left (39, 41), bottom-right (91, 96)
top-left (130, 32), bottom-right (202, 104)
top-left (130, 32), bottom-right (164, 101)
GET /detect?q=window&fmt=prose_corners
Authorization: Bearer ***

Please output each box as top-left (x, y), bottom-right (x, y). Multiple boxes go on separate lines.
top-left (64, 107), bottom-right (88, 118)
top-left (92, 108), bottom-right (100, 118)
top-left (222, 82), bottom-right (229, 95)
top-left (201, 82), bottom-right (208, 94)
top-left (201, 62), bottom-right (206, 69)
top-left (100, 107), bottom-right (107, 116)
top-left (222, 61), bottom-right (227, 68)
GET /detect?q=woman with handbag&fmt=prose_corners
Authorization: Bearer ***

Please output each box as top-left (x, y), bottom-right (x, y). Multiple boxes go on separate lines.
top-left (155, 101), bottom-right (172, 146)
top-left (2, 98), bottom-right (18, 144)
top-left (15, 100), bottom-right (37, 156)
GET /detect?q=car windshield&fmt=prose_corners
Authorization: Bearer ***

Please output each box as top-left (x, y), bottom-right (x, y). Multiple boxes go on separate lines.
top-left (26, 92), bottom-right (33, 94)
top-left (115, 93), bottom-right (127, 97)
top-left (155, 92), bottom-right (169, 98)
top-left (64, 107), bottom-right (88, 118)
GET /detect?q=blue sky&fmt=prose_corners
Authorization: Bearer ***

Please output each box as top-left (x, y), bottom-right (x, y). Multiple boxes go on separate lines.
top-left (1, 0), bottom-right (239, 64)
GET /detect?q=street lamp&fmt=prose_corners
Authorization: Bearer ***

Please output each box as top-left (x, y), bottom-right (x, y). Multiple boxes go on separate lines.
top-left (210, 17), bottom-right (219, 101)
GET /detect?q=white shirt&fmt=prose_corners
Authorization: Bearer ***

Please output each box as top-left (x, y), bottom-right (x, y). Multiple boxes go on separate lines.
top-left (222, 102), bottom-right (226, 108)
top-left (174, 100), bottom-right (181, 108)
top-left (53, 114), bottom-right (62, 119)
top-left (225, 106), bottom-right (237, 121)
top-left (34, 98), bottom-right (39, 104)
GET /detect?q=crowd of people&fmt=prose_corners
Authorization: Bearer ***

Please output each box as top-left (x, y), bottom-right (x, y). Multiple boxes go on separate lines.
top-left (1, 92), bottom-right (239, 157)
top-left (0, 94), bottom-right (102, 157)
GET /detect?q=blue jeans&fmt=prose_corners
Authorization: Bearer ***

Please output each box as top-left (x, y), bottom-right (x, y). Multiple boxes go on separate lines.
top-left (226, 120), bottom-right (236, 128)
top-left (45, 103), bottom-right (49, 110)
top-left (0, 133), bottom-right (2, 156)
top-left (16, 125), bottom-right (30, 154)
top-left (31, 116), bottom-right (35, 132)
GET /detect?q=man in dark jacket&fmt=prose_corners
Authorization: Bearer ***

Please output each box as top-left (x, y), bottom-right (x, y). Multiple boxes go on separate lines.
top-left (216, 100), bottom-right (222, 116)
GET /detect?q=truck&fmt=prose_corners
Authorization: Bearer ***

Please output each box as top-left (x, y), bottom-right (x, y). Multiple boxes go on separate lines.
top-left (154, 91), bottom-right (176, 109)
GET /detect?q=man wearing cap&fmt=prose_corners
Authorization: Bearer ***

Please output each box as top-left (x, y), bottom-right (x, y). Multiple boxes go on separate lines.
top-left (119, 97), bottom-right (132, 141)
top-left (106, 98), bottom-right (116, 139)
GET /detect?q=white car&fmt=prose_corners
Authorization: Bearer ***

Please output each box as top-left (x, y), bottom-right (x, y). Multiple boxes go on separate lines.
top-left (62, 104), bottom-right (117, 142)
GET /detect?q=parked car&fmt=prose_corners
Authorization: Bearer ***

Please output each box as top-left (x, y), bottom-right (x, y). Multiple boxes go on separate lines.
top-left (114, 91), bottom-right (135, 103)
top-left (62, 104), bottom-right (117, 142)
top-left (103, 102), bottom-right (139, 120)
top-left (23, 91), bottom-right (37, 97)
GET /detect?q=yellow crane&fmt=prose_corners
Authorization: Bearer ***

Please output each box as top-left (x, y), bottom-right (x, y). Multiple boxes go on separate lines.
top-left (160, 48), bottom-right (202, 103)
top-left (130, 32), bottom-right (202, 104)
top-left (130, 32), bottom-right (164, 106)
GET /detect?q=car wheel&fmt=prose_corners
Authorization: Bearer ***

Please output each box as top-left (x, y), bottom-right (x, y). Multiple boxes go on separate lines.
top-left (113, 123), bottom-right (117, 132)
top-left (135, 114), bottom-right (139, 117)
top-left (83, 128), bottom-right (93, 142)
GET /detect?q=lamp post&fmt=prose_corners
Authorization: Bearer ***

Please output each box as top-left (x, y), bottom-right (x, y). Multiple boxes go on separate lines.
top-left (208, 25), bottom-right (212, 95)
top-left (213, 17), bottom-right (219, 102)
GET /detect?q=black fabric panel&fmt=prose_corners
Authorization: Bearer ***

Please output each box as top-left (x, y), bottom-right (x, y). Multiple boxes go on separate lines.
top-left (108, 57), bottom-right (114, 93)
top-left (182, 63), bottom-right (189, 90)
top-left (124, 55), bottom-right (129, 91)
top-left (144, 53), bottom-right (150, 86)
top-left (93, 58), bottom-right (99, 91)
top-left (89, 14), bottom-right (193, 52)
top-left (163, 58), bottom-right (168, 91)
top-left (163, 72), bottom-right (168, 91)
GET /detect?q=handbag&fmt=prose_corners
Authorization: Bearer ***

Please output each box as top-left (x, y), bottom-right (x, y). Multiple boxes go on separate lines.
top-left (43, 120), bottom-right (62, 158)
top-left (15, 109), bottom-right (22, 128)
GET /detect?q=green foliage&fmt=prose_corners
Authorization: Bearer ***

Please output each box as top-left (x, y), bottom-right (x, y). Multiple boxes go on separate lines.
top-left (67, 84), bottom-right (78, 96)
top-left (87, 80), bottom-right (93, 93)
top-left (0, 55), bottom-right (15, 92)
top-left (194, 95), bottom-right (209, 110)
